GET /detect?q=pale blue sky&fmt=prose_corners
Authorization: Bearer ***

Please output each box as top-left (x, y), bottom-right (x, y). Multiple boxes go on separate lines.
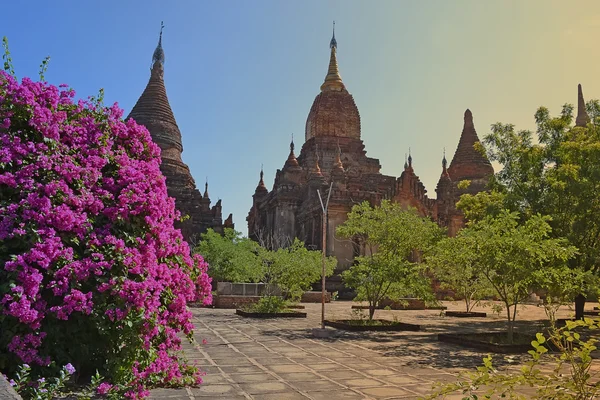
top-left (3, 1), bottom-right (600, 235)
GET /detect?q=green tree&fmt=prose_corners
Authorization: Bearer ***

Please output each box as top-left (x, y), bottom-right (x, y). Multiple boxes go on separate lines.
top-left (196, 228), bottom-right (263, 283)
top-left (481, 101), bottom-right (600, 318)
top-left (337, 201), bottom-right (444, 320)
top-left (454, 210), bottom-right (576, 342)
top-left (427, 234), bottom-right (493, 313)
top-left (264, 238), bottom-right (337, 302)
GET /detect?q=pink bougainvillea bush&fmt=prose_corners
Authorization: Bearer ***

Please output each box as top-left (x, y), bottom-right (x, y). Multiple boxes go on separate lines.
top-left (0, 68), bottom-right (212, 398)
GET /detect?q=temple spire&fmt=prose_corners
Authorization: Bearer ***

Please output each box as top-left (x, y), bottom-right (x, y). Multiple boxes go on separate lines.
top-left (575, 84), bottom-right (590, 127)
top-left (464, 109), bottom-right (474, 129)
top-left (285, 134), bottom-right (299, 168)
top-left (255, 165), bottom-right (268, 194)
top-left (152, 21), bottom-right (165, 68)
top-left (404, 153), bottom-right (408, 170)
top-left (320, 21), bottom-right (345, 92)
top-left (447, 108), bottom-right (494, 184)
top-left (330, 21), bottom-right (337, 49)
top-left (442, 148), bottom-right (447, 172)
top-left (203, 178), bottom-right (209, 199)
top-left (408, 148), bottom-right (413, 168)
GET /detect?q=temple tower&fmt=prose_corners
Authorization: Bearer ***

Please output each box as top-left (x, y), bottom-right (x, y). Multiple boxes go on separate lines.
top-left (575, 84), bottom-right (590, 127)
top-left (247, 26), bottom-right (493, 296)
top-left (447, 109), bottom-right (494, 197)
top-left (128, 23), bottom-right (233, 241)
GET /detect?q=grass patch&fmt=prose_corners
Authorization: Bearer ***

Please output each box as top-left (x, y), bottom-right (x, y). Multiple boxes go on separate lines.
top-left (242, 296), bottom-right (293, 313)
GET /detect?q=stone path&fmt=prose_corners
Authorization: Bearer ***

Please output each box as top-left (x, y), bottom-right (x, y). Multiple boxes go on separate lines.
top-left (149, 301), bottom-right (587, 400)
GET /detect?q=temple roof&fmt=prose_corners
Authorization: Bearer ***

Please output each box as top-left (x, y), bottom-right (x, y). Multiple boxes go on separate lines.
top-left (127, 23), bottom-right (182, 156)
top-left (305, 24), bottom-right (361, 141)
top-left (447, 109), bottom-right (494, 183)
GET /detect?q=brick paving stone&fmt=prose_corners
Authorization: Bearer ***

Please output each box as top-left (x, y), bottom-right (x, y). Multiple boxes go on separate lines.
top-left (402, 383), bottom-right (440, 395)
top-left (148, 301), bottom-right (597, 399)
top-left (274, 372), bottom-right (321, 381)
top-left (147, 388), bottom-right (187, 399)
top-left (385, 375), bottom-right (429, 385)
top-left (252, 393), bottom-right (310, 400)
top-left (239, 381), bottom-right (291, 394)
top-left (289, 379), bottom-right (346, 391)
top-left (340, 378), bottom-right (384, 387)
top-left (201, 373), bottom-right (228, 384)
top-left (364, 368), bottom-right (398, 376)
top-left (320, 370), bottom-right (369, 380)
top-left (190, 383), bottom-right (238, 396)
top-left (267, 364), bottom-right (311, 373)
top-left (309, 363), bottom-right (340, 371)
top-left (228, 373), bottom-right (279, 383)
top-left (307, 391), bottom-right (365, 400)
top-left (209, 357), bottom-right (255, 366)
top-left (360, 386), bottom-right (411, 397)
top-left (220, 365), bottom-right (264, 374)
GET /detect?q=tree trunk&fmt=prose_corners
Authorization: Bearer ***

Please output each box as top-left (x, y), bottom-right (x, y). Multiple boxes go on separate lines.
top-left (368, 305), bottom-right (376, 320)
top-left (506, 304), bottom-right (514, 344)
top-left (575, 293), bottom-right (586, 320)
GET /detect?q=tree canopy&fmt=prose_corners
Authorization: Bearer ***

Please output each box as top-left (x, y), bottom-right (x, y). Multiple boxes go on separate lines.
top-left (480, 100), bottom-right (600, 317)
top-left (337, 200), bottom-right (444, 319)
top-left (451, 208), bottom-right (576, 342)
top-left (196, 228), bottom-right (263, 283)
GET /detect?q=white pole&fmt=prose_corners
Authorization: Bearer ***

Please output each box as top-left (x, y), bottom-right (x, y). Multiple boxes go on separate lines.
top-left (316, 181), bottom-right (334, 330)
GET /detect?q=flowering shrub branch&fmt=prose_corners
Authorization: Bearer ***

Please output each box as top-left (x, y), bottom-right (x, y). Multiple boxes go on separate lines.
top-left (0, 42), bottom-right (212, 398)
top-left (8, 363), bottom-right (75, 399)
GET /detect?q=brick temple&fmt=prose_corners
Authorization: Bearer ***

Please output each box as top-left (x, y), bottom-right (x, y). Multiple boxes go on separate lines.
top-left (128, 24), bottom-right (233, 242)
top-left (246, 28), bottom-right (497, 290)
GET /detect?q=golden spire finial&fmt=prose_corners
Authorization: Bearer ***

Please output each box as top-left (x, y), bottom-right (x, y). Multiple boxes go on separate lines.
top-left (320, 21), bottom-right (345, 92)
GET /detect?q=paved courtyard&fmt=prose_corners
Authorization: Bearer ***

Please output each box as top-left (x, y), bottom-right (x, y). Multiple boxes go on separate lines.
top-left (149, 301), bottom-right (590, 400)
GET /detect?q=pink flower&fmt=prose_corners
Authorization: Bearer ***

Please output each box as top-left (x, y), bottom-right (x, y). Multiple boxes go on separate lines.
top-left (96, 382), bottom-right (113, 395)
top-left (0, 70), bottom-right (211, 398)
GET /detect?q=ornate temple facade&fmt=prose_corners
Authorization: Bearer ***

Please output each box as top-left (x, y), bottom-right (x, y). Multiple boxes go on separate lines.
top-left (246, 29), bottom-right (496, 289)
top-left (128, 25), bottom-right (233, 242)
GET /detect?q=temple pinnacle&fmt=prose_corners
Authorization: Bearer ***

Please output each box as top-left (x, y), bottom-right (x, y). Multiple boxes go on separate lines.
top-left (330, 21), bottom-right (337, 49)
top-left (285, 135), bottom-right (299, 168)
top-left (152, 21), bottom-right (165, 67)
top-left (255, 165), bottom-right (267, 193)
top-left (442, 148), bottom-right (448, 173)
top-left (442, 147), bottom-right (448, 170)
top-left (464, 109), bottom-right (474, 128)
top-left (404, 153), bottom-right (408, 170)
top-left (576, 84), bottom-right (590, 127)
top-left (203, 178), bottom-right (209, 199)
top-left (408, 148), bottom-right (413, 168)
top-left (320, 22), bottom-right (345, 92)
